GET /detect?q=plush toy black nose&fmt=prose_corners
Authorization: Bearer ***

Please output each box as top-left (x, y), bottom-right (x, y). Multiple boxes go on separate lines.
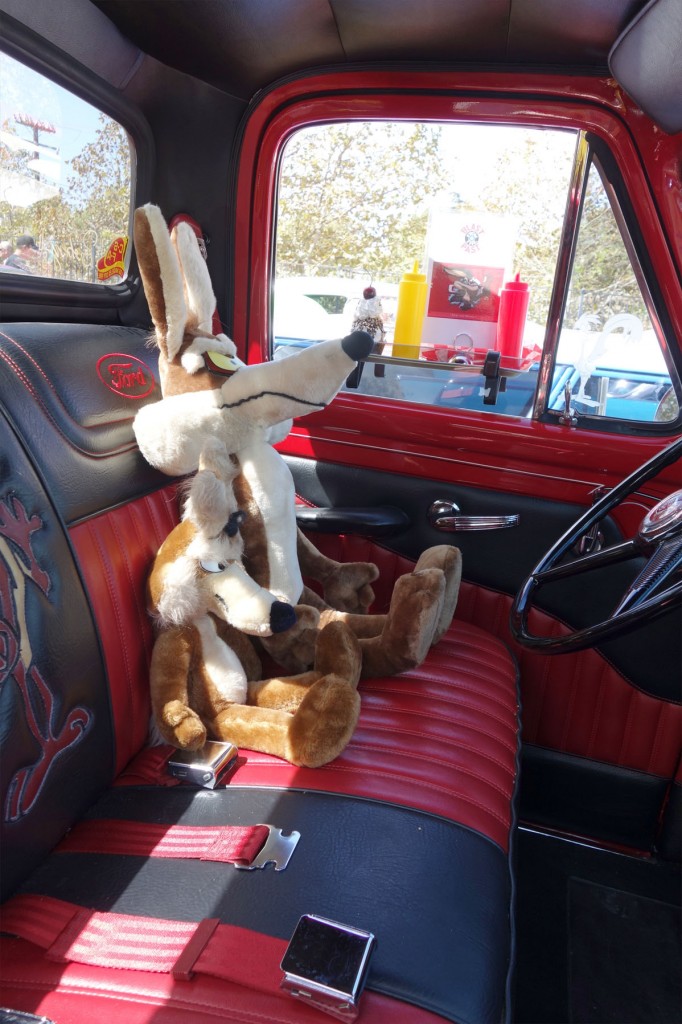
top-left (342, 330), bottom-right (373, 362)
top-left (224, 510), bottom-right (247, 537)
top-left (269, 600), bottom-right (297, 634)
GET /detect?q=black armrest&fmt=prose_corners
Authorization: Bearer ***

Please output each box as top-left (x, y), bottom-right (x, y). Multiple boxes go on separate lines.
top-left (296, 505), bottom-right (410, 537)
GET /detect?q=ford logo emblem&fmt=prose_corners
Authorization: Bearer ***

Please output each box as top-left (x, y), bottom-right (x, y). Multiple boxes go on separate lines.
top-left (96, 353), bottom-right (156, 400)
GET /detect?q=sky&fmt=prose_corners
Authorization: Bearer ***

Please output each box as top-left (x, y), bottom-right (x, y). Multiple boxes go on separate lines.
top-left (1, 51), bottom-right (105, 184)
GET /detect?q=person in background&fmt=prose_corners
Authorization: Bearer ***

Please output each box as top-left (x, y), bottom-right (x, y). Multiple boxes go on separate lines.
top-left (4, 234), bottom-right (40, 273)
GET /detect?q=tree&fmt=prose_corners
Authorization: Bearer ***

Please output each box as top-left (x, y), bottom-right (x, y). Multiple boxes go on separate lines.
top-left (0, 119), bottom-right (34, 240)
top-left (473, 132), bottom-right (576, 325)
top-left (277, 122), bottom-right (454, 282)
top-left (1, 112), bottom-right (131, 281)
top-left (46, 114), bottom-right (131, 281)
top-left (66, 115), bottom-right (131, 234)
top-left (470, 136), bottom-right (648, 328)
top-left (564, 163), bottom-right (648, 325)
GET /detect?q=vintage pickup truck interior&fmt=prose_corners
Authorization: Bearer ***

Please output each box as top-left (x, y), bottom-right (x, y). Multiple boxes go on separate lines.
top-left (0, 1), bottom-right (680, 1022)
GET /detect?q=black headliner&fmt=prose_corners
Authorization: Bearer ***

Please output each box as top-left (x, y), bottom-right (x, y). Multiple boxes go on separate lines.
top-left (92, 0), bottom-right (650, 100)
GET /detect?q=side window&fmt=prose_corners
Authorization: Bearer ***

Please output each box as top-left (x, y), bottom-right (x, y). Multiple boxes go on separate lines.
top-left (273, 120), bottom-right (680, 429)
top-left (273, 120), bottom-right (576, 416)
top-left (0, 52), bottom-right (132, 285)
top-left (549, 159), bottom-right (680, 425)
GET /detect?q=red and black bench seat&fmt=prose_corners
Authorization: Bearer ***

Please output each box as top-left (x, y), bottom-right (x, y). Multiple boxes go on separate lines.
top-left (0, 323), bottom-right (519, 1024)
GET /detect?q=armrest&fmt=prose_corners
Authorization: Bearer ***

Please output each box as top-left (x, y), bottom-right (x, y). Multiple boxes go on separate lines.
top-left (296, 505), bottom-right (410, 537)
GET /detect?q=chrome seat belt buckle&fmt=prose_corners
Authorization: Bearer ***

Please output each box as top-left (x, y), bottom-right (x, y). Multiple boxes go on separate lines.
top-left (280, 913), bottom-right (376, 1021)
top-left (166, 741), bottom-right (238, 788)
top-left (234, 825), bottom-right (300, 871)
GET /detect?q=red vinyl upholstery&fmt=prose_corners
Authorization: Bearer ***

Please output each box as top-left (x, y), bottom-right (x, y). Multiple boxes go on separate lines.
top-left (72, 491), bottom-right (518, 851)
top-left (0, 937), bottom-right (449, 1024)
top-left (306, 530), bottom-right (682, 781)
top-left (70, 488), bottom-right (180, 774)
top-left (121, 618), bottom-right (519, 852)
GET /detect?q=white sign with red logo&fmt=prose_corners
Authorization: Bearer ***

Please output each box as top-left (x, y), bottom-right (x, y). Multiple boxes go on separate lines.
top-left (421, 210), bottom-right (517, 354)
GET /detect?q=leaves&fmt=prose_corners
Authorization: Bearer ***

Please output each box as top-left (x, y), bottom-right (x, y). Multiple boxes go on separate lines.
top-left (276, 124), bottom-right (647, 333)
top-left (0, 113), bottom-right (131, 283)
top-left (277, 122), bottom-right (453, 281)
top-left (565, 164), bottom-right (648, 324)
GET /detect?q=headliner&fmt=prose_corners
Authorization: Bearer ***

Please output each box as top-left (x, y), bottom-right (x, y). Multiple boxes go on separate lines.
top-left (92, 0), bottom-right (650, 100)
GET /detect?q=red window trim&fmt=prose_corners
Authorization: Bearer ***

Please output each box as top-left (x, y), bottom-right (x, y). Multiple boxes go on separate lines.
top-left (234, 70), bottom-right (681, 363)
top-left (231, 70), bottom-right (682, 511)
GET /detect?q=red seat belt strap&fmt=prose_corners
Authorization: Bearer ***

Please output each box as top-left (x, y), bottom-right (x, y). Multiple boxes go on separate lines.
top-left (56, 818), bottom-right (270, 865)
top-left (1, 894), bottom-right (287, 990)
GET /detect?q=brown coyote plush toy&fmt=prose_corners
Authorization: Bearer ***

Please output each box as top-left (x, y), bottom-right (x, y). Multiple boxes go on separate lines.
top-left (148, 439), bottom-right (361, 766)
top-left (134, 203), bottom-right (461, 710)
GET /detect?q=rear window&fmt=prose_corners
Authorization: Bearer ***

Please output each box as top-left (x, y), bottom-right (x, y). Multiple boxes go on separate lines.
top-left (0, 51), bottom-right (133, 285)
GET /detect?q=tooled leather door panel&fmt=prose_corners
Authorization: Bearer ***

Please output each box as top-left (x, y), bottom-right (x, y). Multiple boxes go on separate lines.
top-left (0, 411), bottom-right (114, 900)
top-left (0, 323), bottom-right (166, 526)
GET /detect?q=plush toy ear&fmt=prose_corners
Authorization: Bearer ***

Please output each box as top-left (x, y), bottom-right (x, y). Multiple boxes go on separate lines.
top-left (153, 551), bottom-right (203, 627)
top-left (134, 204), bottom-right (187, 362)
top-left (170, 219), bottom-right (238, 371)
top-left (147, 518), bottom-right (202, 626)
top-left (171, 221), bottom-right (219, 336)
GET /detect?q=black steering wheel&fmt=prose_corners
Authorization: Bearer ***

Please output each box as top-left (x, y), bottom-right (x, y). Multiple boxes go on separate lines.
top-left (511, 436), bottom-right (682, 653)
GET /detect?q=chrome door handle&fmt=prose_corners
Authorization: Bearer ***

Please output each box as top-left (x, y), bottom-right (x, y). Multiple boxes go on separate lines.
top-left (427, 500), bottom-right (520, 532)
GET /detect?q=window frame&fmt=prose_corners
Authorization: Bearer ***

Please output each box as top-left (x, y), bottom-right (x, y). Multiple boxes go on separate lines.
top-left (235, 72), bottom-right (682, 441)
top-left (0, 22), bottom-right (153, 311)
top-left (536, 133), bottom-right (681, 434)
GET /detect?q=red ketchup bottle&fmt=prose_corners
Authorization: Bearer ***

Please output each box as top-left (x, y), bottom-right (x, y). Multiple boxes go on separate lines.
top-left (496, 273), bottom-right (530, 361)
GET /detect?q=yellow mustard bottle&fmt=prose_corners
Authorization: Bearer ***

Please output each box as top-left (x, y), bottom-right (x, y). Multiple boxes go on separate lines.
top-left (392, 261), bottom-right (427, 359)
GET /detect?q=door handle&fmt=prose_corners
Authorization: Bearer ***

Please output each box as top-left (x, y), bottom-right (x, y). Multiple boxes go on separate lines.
top-left (427, 500), bottom-right (520, 532)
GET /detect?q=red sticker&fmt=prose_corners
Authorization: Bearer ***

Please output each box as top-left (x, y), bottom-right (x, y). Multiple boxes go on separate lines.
top-left (97, 236), bottom-right (128, 281)
top-left (96, 353), bottom-right (156, 400)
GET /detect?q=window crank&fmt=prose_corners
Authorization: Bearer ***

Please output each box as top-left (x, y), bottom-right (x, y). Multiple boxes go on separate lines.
top-left (572, 484), bottom-right (608, 555)
top-left (427, 500), bottom-right (520, 532)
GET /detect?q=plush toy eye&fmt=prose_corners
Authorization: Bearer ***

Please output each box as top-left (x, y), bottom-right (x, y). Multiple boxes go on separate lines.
top-left (224, 510), bottom-right (247, 537)
top-left (200, 560), bottom-right (226, 574)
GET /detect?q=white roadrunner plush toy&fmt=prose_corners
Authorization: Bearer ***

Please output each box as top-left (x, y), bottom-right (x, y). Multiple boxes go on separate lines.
top-left (148, 439), bottom-right (361, 767)
top-left (133, 203), bottom-right (461, 684)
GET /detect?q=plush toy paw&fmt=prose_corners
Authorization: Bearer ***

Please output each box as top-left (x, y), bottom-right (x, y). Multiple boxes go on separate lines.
top-left (322, 560), bottom-right (380, 613)
top-left (296, 528), bottom-right (378, 614)
top-left (287, 673), bottom-right (361, 767)
top-left (249, 620), bottom-right (361, 715)
top-left (359, 566), bottom-right (445, 678)
top-left (414, 545), bottom-right (462, 644)
top-left (314, 619), bottom-right (362, 687)
top-left (160, 700), bottom-right (207, 749)
top-left (260, 604), bottom-right (320, 674)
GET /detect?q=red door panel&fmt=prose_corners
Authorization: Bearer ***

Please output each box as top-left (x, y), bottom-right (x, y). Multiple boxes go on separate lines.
top-left (233, 70), bottom-right (682, 851)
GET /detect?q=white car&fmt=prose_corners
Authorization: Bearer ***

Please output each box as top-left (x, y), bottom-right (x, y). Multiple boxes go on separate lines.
top-left (273, 280), bottom-right (345, 346)
top-left (274, 277), bottom-right (398, 348)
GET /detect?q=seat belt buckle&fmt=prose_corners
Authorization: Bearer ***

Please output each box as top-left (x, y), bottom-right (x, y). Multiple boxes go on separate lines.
top-left (280, 913), bottom-right (376, 1021)
top-left (233, 825), bottom-right (300, 871)
top-left (166, 741), bottom-right (238, 788)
